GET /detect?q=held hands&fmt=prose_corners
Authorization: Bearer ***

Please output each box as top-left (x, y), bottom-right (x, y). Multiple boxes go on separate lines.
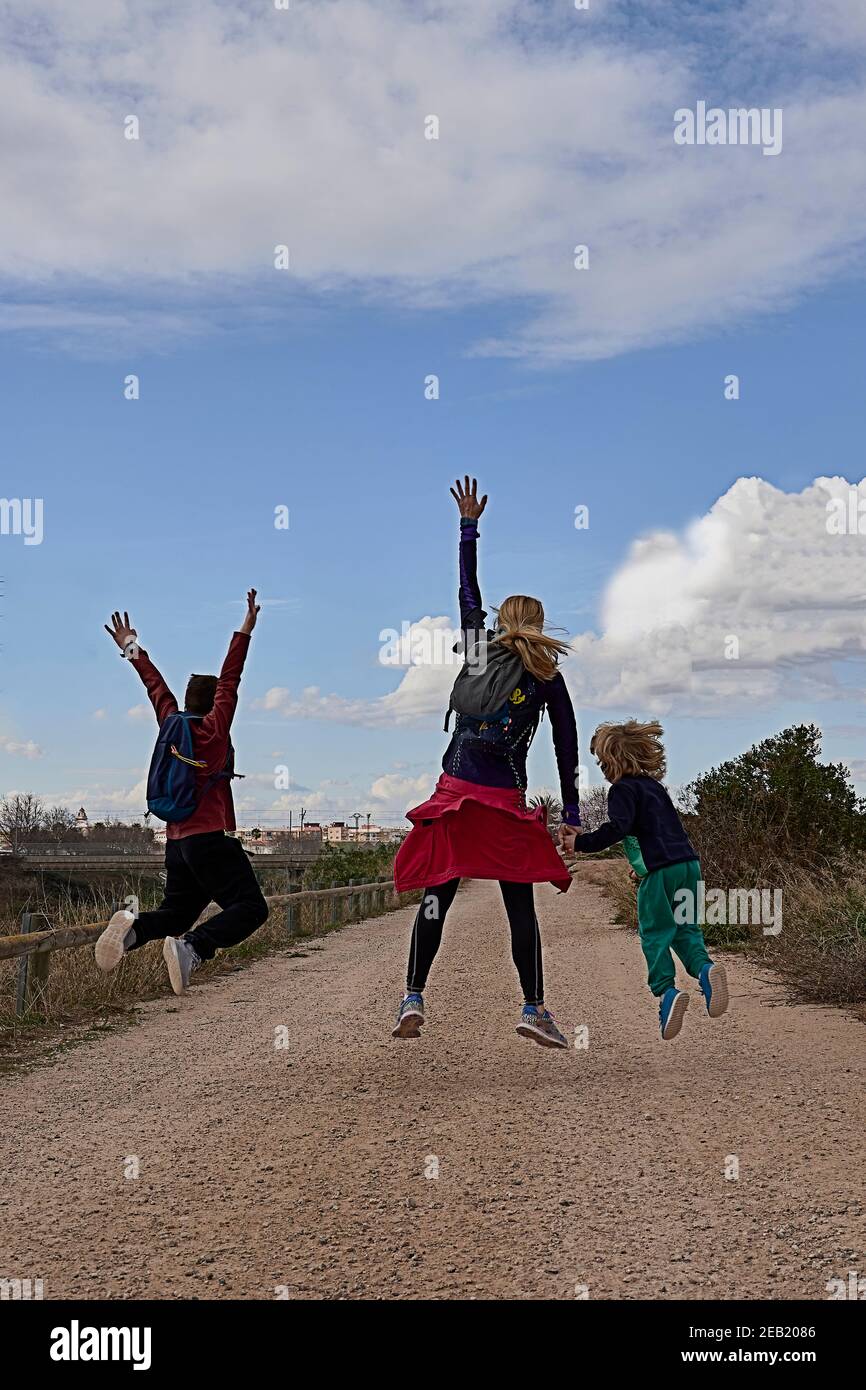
top-left (558, 824), bottom-right (581, 853)
top-left (239, 588), bottom-right (261, 636)
top-left (450, 476), bottom-right (488, 520)
top-left (104, 610), bottom-right (139, 658)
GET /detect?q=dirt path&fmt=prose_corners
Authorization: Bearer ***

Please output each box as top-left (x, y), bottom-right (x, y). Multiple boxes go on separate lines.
top-left (1, 873), bottom-right (863, 1300)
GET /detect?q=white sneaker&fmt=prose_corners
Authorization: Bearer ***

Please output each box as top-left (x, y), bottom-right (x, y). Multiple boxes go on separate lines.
top-left (95, 910), bottom-right (137, 973)
top-left (163, 935), bottom-right (202, 995)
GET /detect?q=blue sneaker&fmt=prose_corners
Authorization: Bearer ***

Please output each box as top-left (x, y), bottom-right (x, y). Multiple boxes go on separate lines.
top-left (516, 1004), bottom-right (568, 1049)
top-left (392, 992), bottom-right (425, 1039)
top-left (658, 987), bottom-right (689, 1040)
top-left (699, 962), bottom-right (729, 1018)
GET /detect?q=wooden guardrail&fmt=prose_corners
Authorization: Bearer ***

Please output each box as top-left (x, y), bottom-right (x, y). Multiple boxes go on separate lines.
top-left (1, 879), bottom-right (402, 1016)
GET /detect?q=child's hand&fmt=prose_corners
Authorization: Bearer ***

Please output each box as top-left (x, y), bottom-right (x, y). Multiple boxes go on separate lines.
top-left (559, 824), bottom-right (580, 853)
top-left (628, 866), bottom-right (639, 884)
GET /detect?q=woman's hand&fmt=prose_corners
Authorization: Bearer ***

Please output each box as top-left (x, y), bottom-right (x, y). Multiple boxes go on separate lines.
top-left (450, 476), bottom-right (488, 520)
top-left (239, 589), bottom-right (261, 636)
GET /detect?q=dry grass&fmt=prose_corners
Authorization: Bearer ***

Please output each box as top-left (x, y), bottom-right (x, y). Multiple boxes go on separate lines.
top-left (0, 881), bottom-right (420, 1065)
top-left (596, 852), bottom-right (866, 1011)
top-left (759, 858), bottom-right (866, 1007)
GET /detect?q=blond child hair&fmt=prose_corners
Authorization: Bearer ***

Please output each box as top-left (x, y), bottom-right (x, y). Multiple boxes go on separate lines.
top-left (590, 719), bottom-right (667, 783)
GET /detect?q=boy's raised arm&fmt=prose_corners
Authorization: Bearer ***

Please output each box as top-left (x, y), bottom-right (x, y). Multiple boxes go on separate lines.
top-left (104, 609), bottom-right (178, 724)
top-left (202, 589), bottom-right (261, 741)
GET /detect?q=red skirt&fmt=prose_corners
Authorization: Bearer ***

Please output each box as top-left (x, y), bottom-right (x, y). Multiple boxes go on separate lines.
top-left (393, 773), bottom-right (572, 894)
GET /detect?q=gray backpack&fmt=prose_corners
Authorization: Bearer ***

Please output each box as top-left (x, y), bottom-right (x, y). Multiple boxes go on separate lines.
top-left (444, 631), bottom-right (525, 731)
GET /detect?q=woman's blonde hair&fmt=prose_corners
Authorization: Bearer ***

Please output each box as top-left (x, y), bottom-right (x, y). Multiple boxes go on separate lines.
top-left (590, 720), bottom-right (667, 782)
top-left (494, 595), bottom-right (571, 683)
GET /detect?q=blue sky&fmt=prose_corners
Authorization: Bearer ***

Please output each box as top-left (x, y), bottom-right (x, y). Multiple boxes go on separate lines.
top-left (1, 0), bottom-right (865, 824)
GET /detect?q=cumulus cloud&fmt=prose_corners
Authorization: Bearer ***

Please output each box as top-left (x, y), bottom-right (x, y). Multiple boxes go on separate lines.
top-left (2, 1), bottom-right (866, 360)
top-left (369, 772), bottom-right (432, 812)
top-left (253, 476), bottom-right (866, 724)
top-left (567, 476), bottom-right (866, 712)
top-left (126, 705), bottom-right (151, 722)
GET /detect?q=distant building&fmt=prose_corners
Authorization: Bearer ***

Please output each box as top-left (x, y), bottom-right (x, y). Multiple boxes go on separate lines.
top-left (75, 808), bottom-right (89, 835)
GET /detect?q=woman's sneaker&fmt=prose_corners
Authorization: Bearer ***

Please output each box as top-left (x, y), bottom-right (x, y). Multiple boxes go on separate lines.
top-left (516, 1005), bottom-right (568, 1049)
top-left (699, 962), bottom-right (729, 1018)
top-left (392, 992), bottom-right (425, 1039)
top-left (94, 910), bottom-right (137, 973)
top-left (163, 935), bottom-right (202, 995)
top-left (659, 986), bottom-right (689, 1040)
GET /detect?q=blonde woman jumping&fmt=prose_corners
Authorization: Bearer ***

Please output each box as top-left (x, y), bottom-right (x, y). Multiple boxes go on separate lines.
top-left (392, 478), bottom-right (581, 1049)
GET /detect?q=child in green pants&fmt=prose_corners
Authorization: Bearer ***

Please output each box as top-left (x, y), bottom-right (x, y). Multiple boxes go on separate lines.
top-left (561, 721), bottom-right (729, 1039)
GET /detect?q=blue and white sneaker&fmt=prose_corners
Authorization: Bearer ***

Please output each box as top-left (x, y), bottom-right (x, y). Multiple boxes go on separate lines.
top-left (658, 987), bottom-right (689, 1040)
top-left (699, 962), bottom-right (729, 1018)
top-left (392, 992), bottom-right (425, 1039)
top-left (516, 1005), bottom-right (568, 1050)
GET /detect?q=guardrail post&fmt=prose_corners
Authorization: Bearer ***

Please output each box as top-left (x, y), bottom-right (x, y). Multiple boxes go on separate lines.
top-left (330, 888), bottom-right (340, 928)
top-left (15, 912), bottom-right (52, 1017)
top-left (285, 883), bottom-right (299, 938)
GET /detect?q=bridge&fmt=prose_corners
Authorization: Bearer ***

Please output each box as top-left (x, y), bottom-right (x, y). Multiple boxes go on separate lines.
top-left (8, 848), bottom-right (323, 871)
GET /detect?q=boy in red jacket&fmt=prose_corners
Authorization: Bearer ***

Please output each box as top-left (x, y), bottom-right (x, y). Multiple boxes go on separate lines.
top-left (95, 591), bottom-right (269, 995)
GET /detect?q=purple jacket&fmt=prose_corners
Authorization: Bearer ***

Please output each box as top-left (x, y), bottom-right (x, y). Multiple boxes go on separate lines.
top-left (441, 518), bottom-right (581, 825)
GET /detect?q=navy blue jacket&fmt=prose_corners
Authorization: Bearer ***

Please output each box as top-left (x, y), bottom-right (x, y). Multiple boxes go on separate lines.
top-left (574, 775), bottom-right (697, 873)
top-left (442, 518), bottom-right (581, 825)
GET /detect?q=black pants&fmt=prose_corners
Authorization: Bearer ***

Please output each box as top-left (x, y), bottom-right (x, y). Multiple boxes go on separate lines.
top-left (406, 878), bottom-right (544, 1005)
top-left (131, 832), bottom-right (269, 961)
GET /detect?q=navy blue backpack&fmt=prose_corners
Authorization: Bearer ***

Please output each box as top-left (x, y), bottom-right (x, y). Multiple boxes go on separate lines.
top-left (146, 712), bottom-right (234, 823)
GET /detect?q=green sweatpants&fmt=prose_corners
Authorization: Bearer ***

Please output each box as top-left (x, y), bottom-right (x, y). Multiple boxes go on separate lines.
top-left (636, 858), bottom-right (712, 997)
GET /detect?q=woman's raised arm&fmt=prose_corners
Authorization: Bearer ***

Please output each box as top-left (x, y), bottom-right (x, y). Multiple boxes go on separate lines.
top-left (450, 476), bottom-right (488, 636)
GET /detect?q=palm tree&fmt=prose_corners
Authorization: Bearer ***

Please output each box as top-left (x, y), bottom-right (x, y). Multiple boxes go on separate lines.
top-left (528, 793), bottom-right (562, 825)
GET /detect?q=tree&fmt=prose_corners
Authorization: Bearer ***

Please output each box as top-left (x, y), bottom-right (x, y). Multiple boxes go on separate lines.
top-left (0, 792), bottom-right (45, 854)
top-left (683, 724), bottom-right (866, 881)
top-left (579, 784), bottom-right (611, 833)
top-left (41, 807), bottom-right (79, 844)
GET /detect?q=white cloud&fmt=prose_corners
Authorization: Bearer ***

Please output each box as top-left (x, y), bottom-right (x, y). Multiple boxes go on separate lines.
top-left (369, 772), bottom-right (432, 813)
top-left (30, 779), bottom-right (148, 813)
top-left (92, 708), bottom-right (108, 721)
top-left (0, 734), bottom-right (43, 760)
top-left (255, 617), bottom-right (456, 726)
top-left (126, 705), bottom-right (151, 722)
top-left (2, 1), bottom-right (866, 361)
top-left (567, 475), bottom-right (866, 712)
top-left (253, 475), bottom-right (866, 724)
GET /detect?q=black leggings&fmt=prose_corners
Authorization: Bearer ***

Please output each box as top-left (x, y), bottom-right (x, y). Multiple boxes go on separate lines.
top-left (406, 878), bottom-right (544, 1005)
